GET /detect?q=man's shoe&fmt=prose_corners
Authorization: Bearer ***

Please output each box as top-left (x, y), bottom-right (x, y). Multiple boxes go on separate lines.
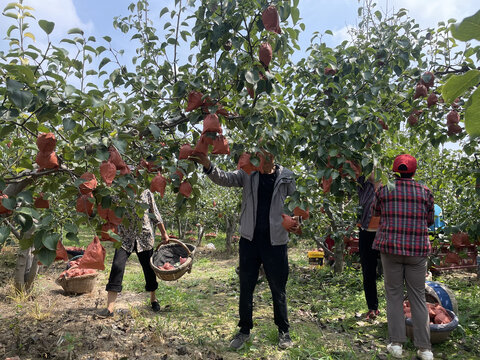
top-left (96, 308), bottom-right (114, 319)
top-left (151, 301), bottom-right (160, 312)
top-left (278, 331), bottom-right (293, 349)
top-left (229, 332), bottom-right (251, 350)
top-left (386, 343), bottom-right (403, 358)
top-left (417, 349), bottom-right (434, 360)
top-left (365, 309), bottom-right (380, 320)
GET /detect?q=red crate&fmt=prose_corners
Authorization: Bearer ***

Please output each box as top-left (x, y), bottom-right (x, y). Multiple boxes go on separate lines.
top-left (430, 244), bottom-right (478, 272)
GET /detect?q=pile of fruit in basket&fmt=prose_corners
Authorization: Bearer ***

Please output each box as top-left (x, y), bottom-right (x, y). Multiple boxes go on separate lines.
top-left (160, 257), bottom-right (187, 270)
top-left (403, 300), bottom-right (452, 324)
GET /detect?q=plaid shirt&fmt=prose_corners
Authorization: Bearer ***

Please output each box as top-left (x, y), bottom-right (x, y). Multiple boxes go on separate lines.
top-left (118, 189), bottom-right (163, 253)
top-left (372, 177), bottom-right (434, 257)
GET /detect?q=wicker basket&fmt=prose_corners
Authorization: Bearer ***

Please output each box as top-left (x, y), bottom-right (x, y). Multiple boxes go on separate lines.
top-left (405, 309), bottom-right (459, 344)
top-left (55, 273), bottom-right (98, 295)
top-left (150, 238), bottom-right (196, 281)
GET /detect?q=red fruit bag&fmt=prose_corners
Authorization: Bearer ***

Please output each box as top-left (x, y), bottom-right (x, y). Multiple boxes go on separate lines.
top-left (107, 209), bottom-right (123, 225)
top-left (79, 172), bottom-right (97, 195)
top-left (100, 161), bottom-right (116, 186)
top-left (35, 151), bottom-right (59, 169)
top-left (212, 135), bottom-right (230, 155)
top-left (259, 42), bottom-right (273, 67)
top-left (186, 91), bottom-right (204, 112)
top-left (97, 204), bottom-right (109, 220)
top-left (293, 206), bottom-right (309, 220)
top-left (179, 257), bottom-right (187, 265)
top-left (179, 144), bottom-right (194, 160)
top-left (344, 160), bottom-right (362, 179)
top-left (150, 172), bottom-right (167, 198)
top-left (321, 177), bottom-right (332, 193)
top-left (76, 193), bottom-right (94, 216)
top-left (202, 113), bottom-right (222, 134)
top-left (192, 136), bottom-right (209, 156)
top-left (0, 194), bottom-right (9, 214)
top-left (101, 222), bottom-right (118, 242)
top-left (179, 181), bottom-right (192, 198)
top-left (119, 165), bottom-right (131, 175)
top-left (216, 105), bottom-right (229, 117)
top-left (175, 169), bottom-right (184, 182)
top-left (108, 146), bottom-right (127, 170)
top-left (237, 153), bottom-right (257, 175)
top-left (262, 5), bottom-right (281, 34)
top-left (78, 236), bottom-right (106, 270)
top-left (34, 193), bottom-right (50, 209)
top-left (36, 132), bottom-right (56, 153)
top-left (55, 240), bottom-right (68, 262)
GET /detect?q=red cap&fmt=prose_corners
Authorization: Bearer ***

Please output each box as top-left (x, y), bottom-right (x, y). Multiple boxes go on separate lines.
top-left (392, 154), bottom-right (417, 174)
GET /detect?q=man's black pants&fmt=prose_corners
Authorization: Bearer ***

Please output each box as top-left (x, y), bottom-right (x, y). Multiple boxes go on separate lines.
top-left (238, 236), bottom-right (289, 334)
top-left (359, 229), bottom-right (380, 311)
top-left (106, 246), bottom-right (158, 293)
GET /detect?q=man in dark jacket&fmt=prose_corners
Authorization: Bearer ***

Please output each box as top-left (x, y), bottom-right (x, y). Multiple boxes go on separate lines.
top-left (191, 150), bottom-right (297, 350)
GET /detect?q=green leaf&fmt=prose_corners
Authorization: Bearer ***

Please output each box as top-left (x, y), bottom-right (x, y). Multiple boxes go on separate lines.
top-left (38, 19), bottom-right (55, 34)
top-left (37, 246), bottom-right (56, 267)
top-left (160, 6), bottom-right (169, 17)
top-left (9, 90), bottom-right (33, 109)
top-left (451, 10), bottom-right (480, 41)
top-left (65, 84), bottom-right (76, 97)
top-left (442, 70), bottom-right (480, 105)
top-left (67, 27), bottom-right (84, 35)
top-left (148, 124), bottom-right (161, 139)
top-left (16, 206), bottom-right (40, 219)
top-left (17, 190), bottom-right (33, 204)
top-left (112, 138), bottom-right (127, 153)
top-left (3, 3), bottom-right (17, 11)
top-left (291, 7), bottom-right (300, 24)
top-left (43, 233), bottom-right (60, 251)
top-left (0, 179), bottom-right (5, 192)
top-left (0, 226), bottom-right (10, 245)
top-left (64, 222), bottom-right (78, 233)
top-left (63, 117), bottom-right (76, 131)
top-left (465, 86), bottom-right (480, 138)
top-left (19, 236), bottom-right (34, 250)
top-left (99, 57), bottom-right (110, 69)
top-left (2, 197), bottom-right (16, 210)
top-left (66, 232), bottom-right (79, 242)
top-left (245, 70), bottom-right (259, 84)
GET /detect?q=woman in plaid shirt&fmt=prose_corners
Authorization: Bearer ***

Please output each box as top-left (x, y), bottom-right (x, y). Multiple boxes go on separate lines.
top-left (372, 154), bottom-right (435, 360)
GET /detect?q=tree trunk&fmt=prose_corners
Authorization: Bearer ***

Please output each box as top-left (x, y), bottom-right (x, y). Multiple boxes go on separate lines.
top-left (176, 216), bottom-right (184, 239)
top-left (4, 177), bottom-right (39, 292)
top-left (225, 213), bottom-right (239, 254)
top-left (14, 246), bottom-right (38, 293)
top-left (196, 225), bottom-right (205, 246)
top-left (333, 236), bottom-right (345, 273)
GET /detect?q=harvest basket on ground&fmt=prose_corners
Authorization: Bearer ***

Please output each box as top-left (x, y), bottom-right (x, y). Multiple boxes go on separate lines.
top-left (150, 238), bottom-right (196, 281)
top-left (55, 272), bottom-right (98, 295)
top-left (406, 308), bottom-right (459, 344)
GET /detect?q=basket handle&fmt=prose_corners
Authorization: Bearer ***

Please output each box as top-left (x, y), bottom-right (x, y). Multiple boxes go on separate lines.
top-left (156, 237), bottom-right (192, 257)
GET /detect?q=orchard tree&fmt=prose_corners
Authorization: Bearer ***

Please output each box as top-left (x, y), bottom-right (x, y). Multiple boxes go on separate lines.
top-left (0, 0), bottom-right (305, 290)
top-left (283, 5), bottom-right (480, 272)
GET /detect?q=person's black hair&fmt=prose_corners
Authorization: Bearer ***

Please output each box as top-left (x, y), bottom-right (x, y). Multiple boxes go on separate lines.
top-left (398, 164), bottom-right (414, 178)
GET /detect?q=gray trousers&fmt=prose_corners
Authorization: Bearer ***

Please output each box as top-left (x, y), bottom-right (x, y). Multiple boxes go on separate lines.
top-left (381, 253), bottom-right (431, 350)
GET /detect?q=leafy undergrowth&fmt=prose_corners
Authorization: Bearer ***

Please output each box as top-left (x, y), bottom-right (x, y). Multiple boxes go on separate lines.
top-left (0, 235), bottom-right (479, 359)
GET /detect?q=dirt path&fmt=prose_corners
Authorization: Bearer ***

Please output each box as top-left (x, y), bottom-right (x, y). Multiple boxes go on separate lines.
top-left (0, 253), bottom-right (227, 360)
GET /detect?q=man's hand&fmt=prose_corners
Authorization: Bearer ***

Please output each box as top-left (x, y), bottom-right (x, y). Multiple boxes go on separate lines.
top-left (188, 153), bottom-right (211, 169)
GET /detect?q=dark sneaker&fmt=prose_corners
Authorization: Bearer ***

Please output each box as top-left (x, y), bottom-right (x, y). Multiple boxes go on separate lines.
top-left (278, 331), bottom-right (293, 349)
top-left (96, 308), bottom-right (114, 319)
top-left (229, 332), bottom-right (251, 350)
top-left (151, 301), bottom-right (160, 312)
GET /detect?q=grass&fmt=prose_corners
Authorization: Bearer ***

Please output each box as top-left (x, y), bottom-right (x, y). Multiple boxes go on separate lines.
top-left (57, 230), bottom-right (480, 359)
